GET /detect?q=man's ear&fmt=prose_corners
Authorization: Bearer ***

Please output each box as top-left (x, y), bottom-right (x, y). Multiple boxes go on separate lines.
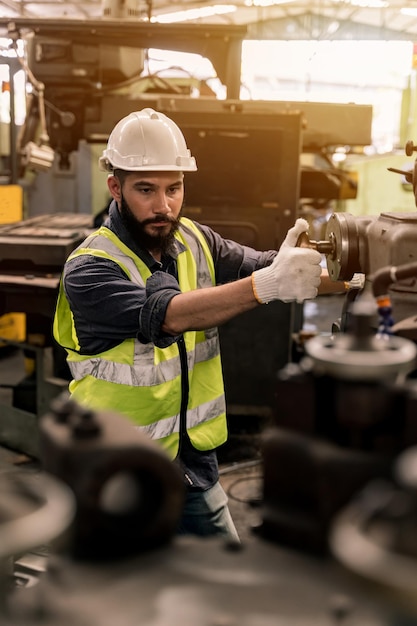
top-left (107, 175), bottom-right (121, 201)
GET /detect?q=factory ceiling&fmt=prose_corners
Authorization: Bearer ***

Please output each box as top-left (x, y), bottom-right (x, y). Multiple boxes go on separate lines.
top-left (0, 0), bottom-right (416, 41)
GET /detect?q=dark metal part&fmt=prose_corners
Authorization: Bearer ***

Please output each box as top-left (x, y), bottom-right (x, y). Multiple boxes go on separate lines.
top-left (1, 526), bottom-right (401, 626)
top-left (40, 397), bottom-right (185, 560)
top-left (331, 446), bottom-right (417, 615)
top-left (3, 19), bottom-right (247, 98)
top-left (177, 108), bottom-right (303, 250)
top-left (295, 211), bottom-right (372, 281)
top-left (0, 468), bottom-right (74, 608)
top-left (305, 299), bottom-right (417, 381)
top-left (0, 213), bottom-right (94, 458)
top-left (372, 261), bottom-right (417, 298)
top-left (0, 338), bottom-right (68, 458)
top-left (0, 213), bottom-right (93, 273)
top-left (301, 210), bottom-right (417, 326)
top-left (260, 427), bottom-right (391, 555)
top-left (0, 58), bottom-right (21, 183)
top-left (264, 300), bottom-right (417, 555)
top-left (324, 212), bottom-right (362, 281)
top-left (365, 212), bottom-right (417, 275)
top-left (297, 231), bottom-right (335, 255)
top-left (85, 96), bottom-right (373, 151)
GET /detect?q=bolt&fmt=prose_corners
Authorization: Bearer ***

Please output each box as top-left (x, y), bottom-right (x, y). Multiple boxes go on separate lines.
top-left (50, 396), bottom-right (77, 424)
top-left (71, 408), bottom-right (101, 439)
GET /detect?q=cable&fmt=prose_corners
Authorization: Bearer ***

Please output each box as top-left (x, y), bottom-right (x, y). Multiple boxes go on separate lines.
top-left (219, 458), bottom-right (263, 507)
top-left (226, 474), bottom-right (263, 507)
top-left (219, 458), bottom-right (261, 476)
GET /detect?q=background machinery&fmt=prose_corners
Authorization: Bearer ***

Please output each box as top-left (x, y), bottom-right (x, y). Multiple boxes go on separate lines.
top-left (0, 17), bottom-right (372, 457)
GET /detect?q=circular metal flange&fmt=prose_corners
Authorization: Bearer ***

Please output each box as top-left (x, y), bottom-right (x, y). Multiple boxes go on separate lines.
top-left (325, 212), bottom-right (360, 281)
top-left (305, 332), bottom-right (417, 381)
top-left (396, 445), bottom-right (417, 490)
top-left (330, 480), bottom-right (417, 612)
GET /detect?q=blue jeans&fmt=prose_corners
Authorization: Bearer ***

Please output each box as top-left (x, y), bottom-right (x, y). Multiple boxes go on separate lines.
top-left (177, 481), bottom-right (240, 543)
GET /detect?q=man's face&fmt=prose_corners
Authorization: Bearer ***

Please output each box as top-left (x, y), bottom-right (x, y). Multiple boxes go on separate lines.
top-left (107, 171), bottom-right (184, 254)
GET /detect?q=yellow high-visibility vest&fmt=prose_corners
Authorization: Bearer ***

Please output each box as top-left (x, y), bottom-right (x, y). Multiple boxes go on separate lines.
top-left (53, 217), bottom-right (227, 459)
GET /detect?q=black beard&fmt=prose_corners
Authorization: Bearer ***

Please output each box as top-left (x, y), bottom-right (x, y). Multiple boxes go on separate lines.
top-left (119, 193), bottom-right (180, 255)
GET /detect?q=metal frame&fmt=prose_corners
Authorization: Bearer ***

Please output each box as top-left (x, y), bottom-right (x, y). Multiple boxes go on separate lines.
top-left (0, 337), bottom-right (67, 458)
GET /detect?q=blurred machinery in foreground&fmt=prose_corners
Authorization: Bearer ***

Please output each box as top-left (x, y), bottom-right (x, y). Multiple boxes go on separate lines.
top-left (0, 394), bottom-right (416, 625)
top-left (262, 298), bottom-right (417, 549)
top-left (259, 141), bottom-right (417, 580)
top-left (331, 443), bottom-right (417, 615)
top-left (258, 272), bottom-right (417, 618)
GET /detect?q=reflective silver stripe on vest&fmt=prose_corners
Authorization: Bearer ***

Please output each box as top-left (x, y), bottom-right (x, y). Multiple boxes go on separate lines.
top-left (70, 233), bottom-right (145, 286)
top-left (135, 394), bottom-right (226, 439)
top-left (68, 334), bottom-right (220, 385)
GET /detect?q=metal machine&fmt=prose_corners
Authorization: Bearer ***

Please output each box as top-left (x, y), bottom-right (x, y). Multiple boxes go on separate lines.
top-left (298, 201), bottom-right (417, 334)
top-left (0, 213), bottom-right (94, 457)
top-left (258, 144), bottom-right (417, 583)
top-left (0, 394), bottom-right (416, 625)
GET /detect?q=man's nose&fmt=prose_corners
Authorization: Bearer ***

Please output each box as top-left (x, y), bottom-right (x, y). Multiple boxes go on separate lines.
top-left (153, 192), bottom-right (171, 214)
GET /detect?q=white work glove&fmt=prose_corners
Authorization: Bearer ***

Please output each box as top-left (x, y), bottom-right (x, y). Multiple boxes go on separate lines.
top-left (252, 218), bottom-right (322, 304)
top-left (346, 272), bottom-right (366, 291)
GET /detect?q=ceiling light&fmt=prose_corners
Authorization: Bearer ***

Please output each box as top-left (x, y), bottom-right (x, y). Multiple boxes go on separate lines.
top-left (332, 0), bottom-right (388, 6)
top-left (244, 0), bottom-right (296, 6)
top-left (152, 5), bottom-right (237, 23)
top-left (401, 7), bottom-right (417, 16)
top-left (327, 21), bottom-right (340, 34)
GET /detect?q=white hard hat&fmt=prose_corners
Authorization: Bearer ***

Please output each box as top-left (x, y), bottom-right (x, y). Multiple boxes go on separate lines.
top-left (99, 108), bottom-right (197, 172)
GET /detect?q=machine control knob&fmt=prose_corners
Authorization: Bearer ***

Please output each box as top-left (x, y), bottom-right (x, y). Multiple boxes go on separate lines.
top-left (324, 213), bottom-right (362, 282)
top-left (405, 140), bottom-right (417, 157)
top-left (296, 213), bottom-right (364, 282)
top-left (296, 231), bottom-right (335, 255)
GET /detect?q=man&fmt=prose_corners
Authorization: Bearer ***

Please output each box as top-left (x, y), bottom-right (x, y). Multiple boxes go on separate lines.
top-left (53, 108), bottom-right (323, 543)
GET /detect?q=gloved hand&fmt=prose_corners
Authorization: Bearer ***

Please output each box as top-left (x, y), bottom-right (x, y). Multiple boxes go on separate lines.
top-left (345, 272), bottom-right (366, 291)
top-left (252, 218), bottom-right (322, 304)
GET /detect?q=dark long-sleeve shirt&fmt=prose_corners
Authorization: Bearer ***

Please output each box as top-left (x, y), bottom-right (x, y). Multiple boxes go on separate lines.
top-left (63, 201), bottom-right (276, 489)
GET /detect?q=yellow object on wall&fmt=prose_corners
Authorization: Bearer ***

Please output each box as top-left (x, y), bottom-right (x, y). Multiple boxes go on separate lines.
top-left (0, 313), bottom-right (26, 343)
top-left (0, 184), bottom-right (25, 344)
top-left (0, 184), bottom-right (23, 223)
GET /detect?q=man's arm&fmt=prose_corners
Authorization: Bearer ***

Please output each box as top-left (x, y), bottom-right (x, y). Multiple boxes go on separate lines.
top-left (162, 276), bottom-right (257, 334)
top-left (163, 219), bottom-right (323, 335)
top-left (162, 265), bottom-right (360, 335)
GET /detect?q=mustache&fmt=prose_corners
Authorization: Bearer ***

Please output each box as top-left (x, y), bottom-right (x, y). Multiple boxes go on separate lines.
top-left (142, 215), bottom-right (179, 226)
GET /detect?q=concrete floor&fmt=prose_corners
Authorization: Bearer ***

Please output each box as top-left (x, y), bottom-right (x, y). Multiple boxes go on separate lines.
top-left (219, 459), bottom-right (263, 543)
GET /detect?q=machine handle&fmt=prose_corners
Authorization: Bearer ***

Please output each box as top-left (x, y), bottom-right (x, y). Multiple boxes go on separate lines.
top-left (387, 167), bottom-right (413, 184)
top-left (296, 231), bottom-right (335, 255)
top-left (405, 139), bottom-right (417, 156)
